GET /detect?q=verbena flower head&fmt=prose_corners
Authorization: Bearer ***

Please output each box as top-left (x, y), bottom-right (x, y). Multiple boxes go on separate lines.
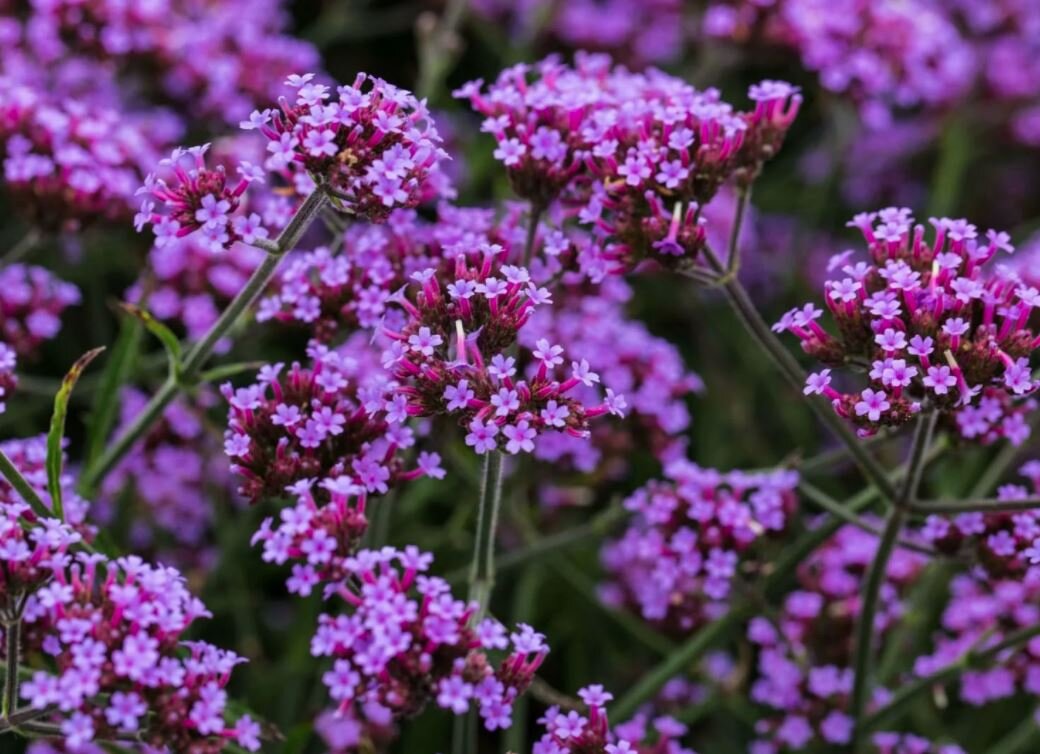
top-left (312, 547), bottom-right (547, 733)
top-left (0, 501), bottom-right (80, 610)
top-left (777, 209), bottom-right (1036, 436)
top-left (532, 683), bottom-right (695, 753)
top-left (913, 570), bottom-right (1040, 708)
top-left (0, 77), bottom-right (172, 229)
top-left (748, 524), bottom-right (927, 751)
top-left (601, 460), bottom-right (797, 631)
top-left (0, 264), bottom-right (80, 356)
top-left (249, 72), bottom-right (448, 220)
top-left (18, 554), bottom-right (259, 752)
top-left (380, 244), bottom-right (626, 454)
top-left (223, 338), bottom-right (440, 503)
top-left (136, 142), bottom-right (265, 253)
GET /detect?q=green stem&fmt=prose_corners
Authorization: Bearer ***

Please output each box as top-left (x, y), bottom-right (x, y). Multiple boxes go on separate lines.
top-left (850, 411), bottom-right (935, 745)
top-left (468, 451), bottom-right (505, 619)
top-left (2, 229), bottom-right (41, 267)
top-left (79, 189), bottom-right (329, 496)
top-left (2, 614), bottom-right (21, 722)
top-left (0, 451), bottom-right (50, 520)
top-left (726, 186), bottom-right (750, 275)
top-left (522, 203), bottom-right (544, 267)
top-left (416, 0), bottom-right (469, 101)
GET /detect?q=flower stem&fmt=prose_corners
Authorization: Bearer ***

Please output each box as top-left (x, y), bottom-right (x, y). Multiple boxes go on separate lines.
top-left (910, 496), bottom-right (1040, 514)
top-left (79, 189), bottom-right (329, 496)
top-left (726, 186), bottom-right (750, 275)
top-left (467, 451), bottom-right (505, 619)
top-left (522, 203), bottom-right (544, 268)
top-left (850, 411), bottom-right (935, 745)
top-left (2, 614), bottom-right (21, 723)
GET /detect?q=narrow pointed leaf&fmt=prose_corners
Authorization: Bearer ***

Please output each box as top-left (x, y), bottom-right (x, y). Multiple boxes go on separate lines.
top-left (118, 302), bottom-right (183, 380)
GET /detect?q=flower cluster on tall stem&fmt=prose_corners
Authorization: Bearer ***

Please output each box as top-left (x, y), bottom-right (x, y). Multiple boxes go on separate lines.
top-left (311, 547), bottom-right (547, 735)
top-left (777, 208), bottom-right (1036, 436)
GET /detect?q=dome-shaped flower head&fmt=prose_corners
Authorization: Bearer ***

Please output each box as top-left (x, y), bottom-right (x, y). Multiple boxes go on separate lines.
top-left (747, 524), bottom-right (928, 751)
top-left (17, 553), bottom-right (259, 751)
top-left (380, 244), bottom-right (626, 454)
top-left (223, 338), bottom-right (441, 503)
top-left (912, 570), bottom-right (1040, 710)
top-left (777, 209), bottom-right (1038, 436)
top-left (532, 683), bottom-right (695, 753)
top-left (312, 547), bottom-right (547, 734)
top-left (248, 72), bottom-right (448, 221)
top-left (0, 264), bottom-right (80, 357)
top-left (601, 459), bottom-right (798, 632)
top-left (135, 142), bottom-right (267, 253)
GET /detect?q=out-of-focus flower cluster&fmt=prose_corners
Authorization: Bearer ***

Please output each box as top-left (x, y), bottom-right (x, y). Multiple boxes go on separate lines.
top-left (312, 547), bottom-right (547, 734)
top-left (778, 208), bottom-right (1037, 437)
top-left (748, 524), bottom-right (927, 751)
top-left (0, 435), bottom-right (91, 529)
top-left (601, 460), bottom-right (798, 632)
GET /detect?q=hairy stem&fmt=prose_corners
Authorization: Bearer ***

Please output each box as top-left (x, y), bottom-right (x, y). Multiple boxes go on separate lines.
top-left (79, 189), bottom-right (329, 496)
top-left (468, 451), bottom-right (505, 619)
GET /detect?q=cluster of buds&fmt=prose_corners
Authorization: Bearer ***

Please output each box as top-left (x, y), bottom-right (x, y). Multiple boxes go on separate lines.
top-left (0, 77), bottom-right (171, 229)
top-left (913, 570), bottom-right (1040, 708)
top-left (455, 52), bottom-right (800, 268)
top-left (522, 277), bottom-right (702, 476)
top-left (99, 389), bottom-right (233, 561)
top-left (312, 547), bottom-right (547, 733)
top-left (600, 459), bottom-right (797, 632)
top-left (922, 461), bottom-right (1040, 577)
top-left (533, 684), bottom-right (695, 753)
top-left (17, 554), bottom-right (259, 752)
top-left (136, 143), bottom-right (266, 253)
top-left (0, 264), bottom-right (81, 357)
top-left (246, 72), bottom-right (448, 220)
top-left (223, 341), bottom-right (442, 503)
top-left (380, 245), bottom-right (626, 454)
top-left (776, 208), bottom-right (1037, 436)
top-left (748, 524), bottom-right (927, 751)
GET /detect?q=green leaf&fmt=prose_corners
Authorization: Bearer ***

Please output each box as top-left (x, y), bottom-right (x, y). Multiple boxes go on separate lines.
top-left (84, 311), bottom-right (143, 468)
top-left (117, 302), bottom-right (183, 381)
top-left (47, 347), bottom-right (105, 520)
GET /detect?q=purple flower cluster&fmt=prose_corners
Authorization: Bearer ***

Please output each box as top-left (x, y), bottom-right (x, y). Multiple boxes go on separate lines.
top-left (914, 570), bottom-right (1040, 708)
top-left (0, 77), bottom-right (171, 230)
top-left (380, 244), bottom-right (626, 455)
top-left (312, 547), bottom-right (547, 732)
top-left (17, 554), bottom-right (259, 752)
top-left (99, 389), bottom-right (233, 562)
top-left (533, 684), bottom-right (695, 753)
top-left (522, 277), bottom-right (701, 475)
top-left (748, 524), bottom-right (927, 751)
top-left (600, 460), bottom-right (798, 632)
top-left (136, 142), bottom-right (266, 253)
top-left (0, 263), bottom-right (81, 357)
top-left (252, 477), bottom-right (371, 597)
top-left (777, 208), bottom-right (1036, 436)
top-left (223, 340), bottom-right (440, 503)
top-left (247, 72), bottom-right (449, 220)
top-left (0, 343), bottom-right (16, 415)
top-left (456, 53), bottom-right (799, 269)
top-left (0, 499), bottom-right (80, 608)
